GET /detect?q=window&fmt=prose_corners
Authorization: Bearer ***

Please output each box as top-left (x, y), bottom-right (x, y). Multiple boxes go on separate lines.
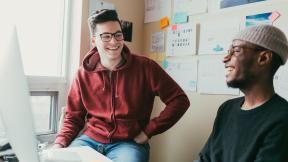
top-left (30, 92), bottom-right (58, 134)
top-left (0, 0), bottom-right (71, 139)
top-left (17, 1), bottom-right (67, 77)
top-left (0, 92), bottom-right (58, 137)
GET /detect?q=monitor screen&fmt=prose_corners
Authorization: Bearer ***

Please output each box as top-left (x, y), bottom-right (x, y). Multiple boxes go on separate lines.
top-left (0, 25), bottom-right (40, 162)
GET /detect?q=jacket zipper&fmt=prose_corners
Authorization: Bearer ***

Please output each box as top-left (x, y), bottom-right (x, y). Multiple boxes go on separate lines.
top-left (107, 71), bottom-right (117, 142)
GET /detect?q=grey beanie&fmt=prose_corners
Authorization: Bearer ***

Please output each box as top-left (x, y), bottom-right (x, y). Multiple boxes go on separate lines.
top-left (233, 25), bottom-right (288, 65)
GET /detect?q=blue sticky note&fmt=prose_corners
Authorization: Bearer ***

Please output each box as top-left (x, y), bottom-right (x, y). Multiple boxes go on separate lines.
top-left (162, 59), bottom-right (169, 69)
top-left (173, 12), bottom-right (188, 24)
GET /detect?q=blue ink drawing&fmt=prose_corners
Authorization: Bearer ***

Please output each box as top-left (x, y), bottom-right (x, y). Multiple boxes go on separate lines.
top-left (246, 12), bottom-right (272, 27)
top-left (213, 44), bottom-right (224, 52)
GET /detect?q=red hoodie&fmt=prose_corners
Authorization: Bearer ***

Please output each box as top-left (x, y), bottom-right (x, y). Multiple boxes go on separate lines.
top-left (55, 45), bottom-right (190, 146)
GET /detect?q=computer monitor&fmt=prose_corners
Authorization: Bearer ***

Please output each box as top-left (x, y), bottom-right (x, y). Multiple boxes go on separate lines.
top-left (0, 24), bottom-right (113, 162)
top-left (0, 25), bottom-right (40, 162)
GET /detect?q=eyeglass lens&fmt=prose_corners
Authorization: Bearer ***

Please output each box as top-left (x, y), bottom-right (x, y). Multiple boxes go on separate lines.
top-left (100, 32), bottom-right (124, 42)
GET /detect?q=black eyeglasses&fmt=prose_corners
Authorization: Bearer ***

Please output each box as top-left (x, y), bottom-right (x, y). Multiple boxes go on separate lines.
top-left (99, 31), bottom-right (124, 42)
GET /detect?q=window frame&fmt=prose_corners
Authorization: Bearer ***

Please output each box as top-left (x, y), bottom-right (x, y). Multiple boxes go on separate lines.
top-left (32, 0), bottom-right (83, 143)
top-left (26, 0), bottom-right (71, 143)
top-left (28, 77), bottom-right (68, 143)
top-left (0, 0), bottom-right (82, 144)
top-left (30, 91), bottom-right (59, 135)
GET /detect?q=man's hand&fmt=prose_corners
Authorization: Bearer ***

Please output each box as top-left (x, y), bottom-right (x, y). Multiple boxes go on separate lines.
top-left (51, 143), bottom-right (64, 149)
top-left (134, 131), bottom-right (149, 144)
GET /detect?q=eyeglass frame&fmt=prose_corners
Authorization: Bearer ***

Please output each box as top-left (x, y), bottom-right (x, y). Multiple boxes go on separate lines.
top-left (227, 44), bottom-right (267, 56)
top-left (96, 31), bottom-right (124, 42)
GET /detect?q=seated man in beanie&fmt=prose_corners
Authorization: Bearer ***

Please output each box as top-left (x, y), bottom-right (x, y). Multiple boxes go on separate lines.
top-left (198, 25), bottom-right (288, 162)
top-left (52, 9), bottom-right (190, 162)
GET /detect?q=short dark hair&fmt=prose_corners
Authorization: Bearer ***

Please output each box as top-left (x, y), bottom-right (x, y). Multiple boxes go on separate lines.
top-left (88, 9), bottom-right (121, 36)
top-left (270, 52), bottom-right (282, 76)
top-left (253, 44), bottom-right (282, 76)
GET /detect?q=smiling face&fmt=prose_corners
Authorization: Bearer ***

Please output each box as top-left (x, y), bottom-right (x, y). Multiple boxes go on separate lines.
top-left (92, 21), bottom-right (124, 65)
top-left (223, 40), bottom-right (260, 89)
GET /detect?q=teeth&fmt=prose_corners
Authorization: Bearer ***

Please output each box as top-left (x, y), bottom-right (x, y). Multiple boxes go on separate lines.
top-left (227, 67), bottom-right (233, 71)
top-left (108, 46), bottom-right (119, 50)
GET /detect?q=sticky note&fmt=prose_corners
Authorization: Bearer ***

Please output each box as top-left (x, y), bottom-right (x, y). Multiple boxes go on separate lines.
top-left (149, 53), bottom-right (165, 62)
top-left (171, 25), bottom-right (177, 31)
top-left (173, 12), bottom-right (188, 24)
top-left (162, 59), bottom-right (169, 69)
top-left (269, 11), bottom-right (281, 22)
top-left (160, 17), bottom-right (169, 29)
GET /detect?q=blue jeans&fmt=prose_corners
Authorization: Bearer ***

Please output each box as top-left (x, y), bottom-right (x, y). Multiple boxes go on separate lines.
top-left (69, 134), bottom-right (150, 162)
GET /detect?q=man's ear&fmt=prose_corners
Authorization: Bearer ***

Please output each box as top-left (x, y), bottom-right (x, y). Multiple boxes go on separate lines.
top-left (91, 37), bottom-right (96, 47)
top-left (258, 51), bottom-right (272, 65)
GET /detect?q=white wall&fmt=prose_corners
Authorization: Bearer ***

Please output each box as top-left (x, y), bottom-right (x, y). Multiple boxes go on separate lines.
top-left (80, 0), bottom-right (288, 161)
top-left (144, 0), bottom-right (288, 161)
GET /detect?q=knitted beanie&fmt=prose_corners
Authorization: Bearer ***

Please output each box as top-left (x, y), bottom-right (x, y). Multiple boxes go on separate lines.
top-left (233, 25), bottom-right (288, 65)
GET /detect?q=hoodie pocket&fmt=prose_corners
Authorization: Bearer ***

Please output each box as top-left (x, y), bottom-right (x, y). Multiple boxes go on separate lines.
top-left (113, 118), bottom-right (142, 139)
top-left (86, 117), bottom-right (110, 136)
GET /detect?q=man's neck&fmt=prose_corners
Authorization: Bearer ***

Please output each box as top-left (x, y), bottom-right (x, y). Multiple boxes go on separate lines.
top-left (241, 84), bottom-right (275, 110)
top-left (101, 57), bottom-right (122, 71)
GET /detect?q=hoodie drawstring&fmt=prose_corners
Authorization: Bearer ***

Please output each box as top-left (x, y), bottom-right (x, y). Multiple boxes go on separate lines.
top-left (115, 71), bottom-right (119, 98)
top-left (102, 72), bottom-right (106, 91)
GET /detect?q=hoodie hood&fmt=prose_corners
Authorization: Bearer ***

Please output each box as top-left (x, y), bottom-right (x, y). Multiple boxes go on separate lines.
top-left (83, 44), bottom-right (131, 72)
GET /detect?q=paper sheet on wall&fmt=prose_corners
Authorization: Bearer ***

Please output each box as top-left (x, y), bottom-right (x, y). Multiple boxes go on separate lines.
top-left (151, 31), bottom-right (165, 52)
top-left (173, 0), bottom-right (207, 16)
top-left (199, 20), bottom-right (240, 55)
top-left (245, 12), bottom-right (272, 27)
top-left (89, 0), bottom-right (115, 16)
top-left (198, 59), bottom-right (239, 95)
top-left (274, 63), bottom-right (288, 101)
top-left (220, 0), bottom-right (267, 9)
top-left (144, 0), bottom-right (171, 23)
top-left (163, 58), bottom-right (198, 91)
top-left (166, 24), bottom-right (197, 56)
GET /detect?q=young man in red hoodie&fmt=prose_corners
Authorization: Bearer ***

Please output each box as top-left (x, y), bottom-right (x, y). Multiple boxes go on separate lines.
top-left (53, 9), bottom-right (190, 162)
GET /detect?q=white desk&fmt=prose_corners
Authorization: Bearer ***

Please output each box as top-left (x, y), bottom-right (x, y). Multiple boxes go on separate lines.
top-left (40, 146), bottom-right (113, 162)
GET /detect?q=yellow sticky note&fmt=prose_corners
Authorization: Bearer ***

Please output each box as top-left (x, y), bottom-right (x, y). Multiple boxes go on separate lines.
top-left (160, 17), bottom-right (169, 29)
top-left (148, 52), bottom-right (165, 61)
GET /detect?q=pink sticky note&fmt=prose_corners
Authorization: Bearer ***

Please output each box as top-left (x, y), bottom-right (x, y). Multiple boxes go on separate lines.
top-left (171, 25), bottom-right (177, 31)
top-left (269, 11), bottom-right (281, 22)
